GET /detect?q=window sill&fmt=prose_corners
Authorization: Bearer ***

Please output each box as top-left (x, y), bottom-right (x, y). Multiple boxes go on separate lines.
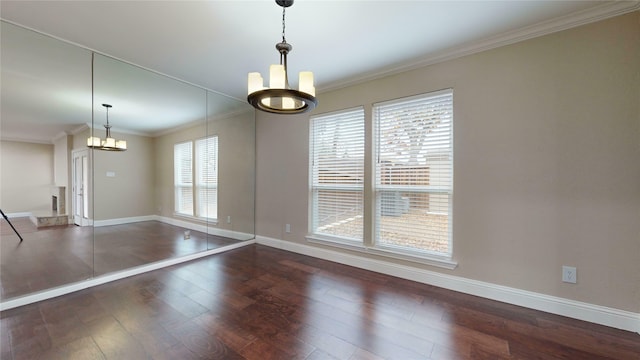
top-left (306, 234), bottom-right (458, 270)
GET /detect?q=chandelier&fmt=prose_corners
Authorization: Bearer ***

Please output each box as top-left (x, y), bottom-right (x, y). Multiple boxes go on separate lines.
top-left (87, 104), bottom-right (127, 151)
top-left (247, 0), bottom-right (317, 114)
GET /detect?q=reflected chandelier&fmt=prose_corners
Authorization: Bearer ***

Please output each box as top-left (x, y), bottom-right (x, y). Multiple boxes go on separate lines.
top-left (87, 104), bottom-right (127, 151)
top-left (247, 0), bottom-right (317, 114)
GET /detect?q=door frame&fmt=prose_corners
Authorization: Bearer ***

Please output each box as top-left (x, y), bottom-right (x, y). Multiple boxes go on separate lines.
top-left (71, 148), bottom-right (92, 226)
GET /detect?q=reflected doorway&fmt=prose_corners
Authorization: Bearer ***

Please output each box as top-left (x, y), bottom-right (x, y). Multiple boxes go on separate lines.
top-left (72, 149), bottom-right (90, 226)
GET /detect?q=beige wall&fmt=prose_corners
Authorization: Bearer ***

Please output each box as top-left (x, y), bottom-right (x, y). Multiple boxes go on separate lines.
top-left (255, 12), bottom-right (640, 312)
top-left (155, 110), bottom-right (255, 235)
top-left (53, 135), bottom-right (69, 187)
top-left (0, 140), bottom-right (54, 213)
top-left (53, 134), bottom-right (72, 212)
top-left (214, 111), bottom-right (256, 235)
top-left (93, 131), bottom-right (156, 220)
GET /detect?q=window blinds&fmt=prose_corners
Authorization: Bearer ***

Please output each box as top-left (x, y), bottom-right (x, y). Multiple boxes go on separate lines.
top-left (196, 136), bottom-right (218, 219)
top-left (310, 108), bottom-right (365, 242)
top-left (174, 141), bottom-right (193, 216)
top-left (374, 89), bottom-right (453, 255)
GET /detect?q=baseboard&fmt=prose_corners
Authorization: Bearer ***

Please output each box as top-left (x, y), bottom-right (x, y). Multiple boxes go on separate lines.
top-left (0, 240), bottom-right (255, 311)
top-left (91, 215), bottom-right (254, 241)
top-left (155, 215), bottom-right (254, 241)
top-left (3, 212), bottom-right (32, 218)
top-left (93, 215), bottom-right (157, 227)
top-left (256, 235), bottom-right (640, 334)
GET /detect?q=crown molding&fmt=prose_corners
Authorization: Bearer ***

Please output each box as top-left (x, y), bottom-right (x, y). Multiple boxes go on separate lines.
top-left (52, 131), bottom-right (70, 142)
top-left (0, 135), bottom-right (53, 145)
top-left (86, 122), bottom-right (152, 138)
top-left (70, 123), bottom-right (90, 135)
top-left (320, 1), bottom-right (640, 94)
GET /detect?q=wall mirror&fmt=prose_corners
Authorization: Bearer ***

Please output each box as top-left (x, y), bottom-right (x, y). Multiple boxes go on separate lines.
top-left (0, 21), bottom-right (255, 303)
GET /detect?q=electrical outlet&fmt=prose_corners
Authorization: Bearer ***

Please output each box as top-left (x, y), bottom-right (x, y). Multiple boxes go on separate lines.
top-left (227, 216), bottom-right (231, 224)
top-left (285, 224), bottom-right (291, 233)
top-left (562, 266), bottom-right (577, 284)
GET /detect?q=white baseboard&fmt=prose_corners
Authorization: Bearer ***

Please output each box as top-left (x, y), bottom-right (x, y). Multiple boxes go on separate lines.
top-left (0, 240), bottom-right (255, 311)
top-left (3, 212), bottom-right (32, 218)
top-left (256, 235), bottom-right (640, 334)
top-left (93, 215), bottom-right (157, 227)
top-left (91, 215), bottom-right (254, 241)
top-left (155, 215), bottom-right (254, 241)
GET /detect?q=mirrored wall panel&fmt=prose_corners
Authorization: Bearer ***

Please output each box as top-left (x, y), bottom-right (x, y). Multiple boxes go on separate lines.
top-left (0, 21), bottom-right (94, 299)
top-left (91, 54), bottom-right (255, 275)
top-left (205, 90), bottom-right (256, 249)
top-left (0, 21), bottom-right (255, 302)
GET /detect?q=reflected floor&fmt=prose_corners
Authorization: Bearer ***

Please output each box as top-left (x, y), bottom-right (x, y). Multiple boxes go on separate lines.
top-left (0, 218), bottom-right (239, 301)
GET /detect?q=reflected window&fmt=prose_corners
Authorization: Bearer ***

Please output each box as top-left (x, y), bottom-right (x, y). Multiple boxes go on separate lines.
top-left (174, 141), bottom-right (193, 216)
top-left (195, 136), bottom-right (218, 220)
top-left (174, 136), bottom-right (219, 220)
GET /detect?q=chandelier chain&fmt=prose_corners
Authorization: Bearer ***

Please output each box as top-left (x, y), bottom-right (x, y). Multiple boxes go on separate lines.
top-left (281, 6), bottom-right (287, 43)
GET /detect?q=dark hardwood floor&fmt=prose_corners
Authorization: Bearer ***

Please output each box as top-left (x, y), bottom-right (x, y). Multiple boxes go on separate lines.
top-left (0, 219), bottom-right (238, 300)
top-left (1, 244), bottom-right (638, 359)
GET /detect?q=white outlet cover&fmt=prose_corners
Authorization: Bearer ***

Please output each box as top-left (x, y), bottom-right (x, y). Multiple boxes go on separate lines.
top-left (562, 266), bottom-right (577, 283)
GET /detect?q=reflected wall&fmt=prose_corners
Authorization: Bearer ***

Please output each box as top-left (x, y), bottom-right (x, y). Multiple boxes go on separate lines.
top-left (0, 21), bottom-right (255, 302)
top-left (0, 21), bottom-right (94, 300)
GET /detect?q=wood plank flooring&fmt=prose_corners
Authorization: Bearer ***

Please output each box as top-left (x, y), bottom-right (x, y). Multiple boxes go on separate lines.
top-left (1, 244), bottom-right (638, 359)
top-left (0, 219), bottom-right (238, 300)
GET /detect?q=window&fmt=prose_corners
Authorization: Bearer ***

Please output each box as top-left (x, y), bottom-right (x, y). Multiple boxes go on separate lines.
top-left (308, 89), bottom-right (453, 261)
top-left (310, 108), bottom-right (365, 243)
top-left (196, 137), bottom-right (218, 219)
top-left (374, 89), bottom-right (453, 257)
top-left (174, 141), bottom-right (193, 216)
top-left (174, 136), bottom-right (218, 220)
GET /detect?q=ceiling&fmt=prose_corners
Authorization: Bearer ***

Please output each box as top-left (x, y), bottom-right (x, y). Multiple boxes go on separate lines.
top-left (1, 0), bottom-right (638, 143)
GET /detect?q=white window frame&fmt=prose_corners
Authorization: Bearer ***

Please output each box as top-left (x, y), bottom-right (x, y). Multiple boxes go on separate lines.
top-left (307, 89), bottom-right (456, 268)
top-left (174, 141), bottom-right (193, 217)
top-left (174, 136), bottom-right (218, 221)
top-left (309, 107), bottom-right (365, 245)
top-left (373, 89), bottom-right (454, 259)
top-left (195, 136), bottom-right (219, 220)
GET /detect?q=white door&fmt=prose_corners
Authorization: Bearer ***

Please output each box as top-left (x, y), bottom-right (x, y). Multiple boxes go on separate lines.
top-left (72, 149), bottom-right (90, 226)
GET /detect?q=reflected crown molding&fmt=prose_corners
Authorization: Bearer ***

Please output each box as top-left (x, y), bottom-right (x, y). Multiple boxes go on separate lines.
top-left (71, 123), bottom-right (90, 135)
top-left (0, 135), bottom-right (54, 145)
top-left (151, 107), bottom-right (253, 138)
top-left (83, 122), bottom-right (152, 138)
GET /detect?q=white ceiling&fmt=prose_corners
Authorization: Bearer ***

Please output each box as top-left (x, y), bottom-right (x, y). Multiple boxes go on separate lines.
top-left (1, 0), bottom-right (637, 143)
